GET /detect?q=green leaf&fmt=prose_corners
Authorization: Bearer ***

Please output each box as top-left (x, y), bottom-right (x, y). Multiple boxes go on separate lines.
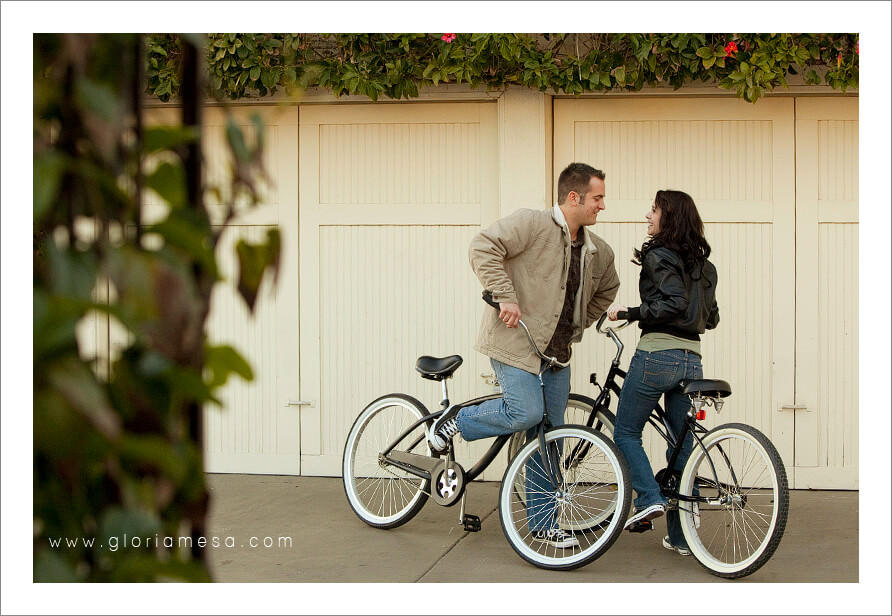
top-left (46, 356), bottom-right (121, 439)
top-left (34, 548), bottom-right (83, 582)
top-left (695, 46), bottom-right (713, 59)
top-left (144, 161), bottom-right (187, 208)
top-left (44, 239), bottom-right (98, 302)
top-left (99, 507), bottom-right (163, 546)
top-left (142, 126), bottom-right (200, 154)
top-left (234, 228), bottom-right (280, 313)
top-left (205, 344), bottom-right (254, 389)
top-left (34, 151), bottom-right (66, 220)
top-left (614, 66), bottom-right (626, 86)
top-left (146, 209), bottom-right (217, 276)
top-left (226, 118), bottom-right (250, 162)
top-left (74, 76), bottom-right (121, 122)
top-left (260, 69), bottom-right (276, 89)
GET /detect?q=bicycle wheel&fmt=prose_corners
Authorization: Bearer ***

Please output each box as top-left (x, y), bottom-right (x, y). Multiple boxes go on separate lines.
top-left (678, 423), bottom-right (789, 578)
top-left (507, 395), bottom-right (617, 532)
top-left (342, 394), bottom-right (432, 529)
top-left (499, 425), bottom-right (631, 570)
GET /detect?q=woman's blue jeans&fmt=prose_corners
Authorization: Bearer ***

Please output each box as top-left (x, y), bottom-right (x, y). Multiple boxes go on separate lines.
top-left (456, 358), bottom-right (570, 531)
top-left (614, 348), bottom-right (702, 548)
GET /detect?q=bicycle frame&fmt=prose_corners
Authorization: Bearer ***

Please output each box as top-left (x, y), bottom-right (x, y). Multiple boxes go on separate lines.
top-left (380, 393), bottom-right (511, 484)
top-left (590, 317), bottom-right (728, 507)
top-left (380, 292), bottom-right (575, 500)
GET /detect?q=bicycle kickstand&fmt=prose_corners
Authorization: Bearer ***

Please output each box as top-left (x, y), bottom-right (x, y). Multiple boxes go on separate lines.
top-left (458, 492), bottom-right (481, 532)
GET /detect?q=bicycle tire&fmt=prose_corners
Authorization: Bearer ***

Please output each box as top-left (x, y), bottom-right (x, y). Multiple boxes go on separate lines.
top-left (507, 395), bottom-right (617, 533)
top-left (342, 393), bottom-right (432, 529)
top-left (678, 422), bottom-right (789, 578)
top-left (499, 425), bottom-right (631, 570)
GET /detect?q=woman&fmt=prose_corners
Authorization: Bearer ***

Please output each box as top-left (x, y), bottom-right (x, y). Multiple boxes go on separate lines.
top-left (607, 189), bottom-right (719, 556)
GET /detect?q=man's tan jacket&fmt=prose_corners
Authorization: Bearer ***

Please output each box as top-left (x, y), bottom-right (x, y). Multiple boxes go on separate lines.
top-left (469, 205), bottom-right (620, 374)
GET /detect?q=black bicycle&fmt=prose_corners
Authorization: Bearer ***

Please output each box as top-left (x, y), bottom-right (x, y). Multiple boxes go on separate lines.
top-left (515, 313), bottom-right (790, 578)
top-left (342, 294), bottom-right (632, 570)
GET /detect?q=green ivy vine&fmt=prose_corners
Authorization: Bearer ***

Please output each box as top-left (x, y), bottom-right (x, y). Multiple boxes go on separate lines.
top-left (145, 33), bottom-right (858, 104)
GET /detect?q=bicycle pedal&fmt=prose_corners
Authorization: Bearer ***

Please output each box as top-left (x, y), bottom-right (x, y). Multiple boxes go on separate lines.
top-left (461, 514), bottom-right (482, 532)
top-left (626, 519), bottom-right (654, 533)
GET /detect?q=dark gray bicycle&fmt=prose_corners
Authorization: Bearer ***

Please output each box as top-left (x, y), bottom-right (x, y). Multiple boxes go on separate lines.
top-left (342, 293), bottom-right (632, 570)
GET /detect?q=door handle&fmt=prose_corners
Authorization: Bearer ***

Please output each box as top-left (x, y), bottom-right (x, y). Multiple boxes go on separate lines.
top-left (779, 404), bottom-right (808, 412)
top-left (285, 400), bottom-right (314, 407)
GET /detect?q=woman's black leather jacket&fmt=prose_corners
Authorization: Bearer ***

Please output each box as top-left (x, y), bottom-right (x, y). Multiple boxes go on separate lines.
top-left (626, 246), bottom-right (719, 340)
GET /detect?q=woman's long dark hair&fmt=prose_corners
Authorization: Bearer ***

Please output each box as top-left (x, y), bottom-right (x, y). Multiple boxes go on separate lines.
top-left (634, 189), bottom-right (711, 270)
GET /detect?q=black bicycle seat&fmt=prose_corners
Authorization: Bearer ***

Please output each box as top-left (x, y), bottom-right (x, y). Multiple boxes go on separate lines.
top-left (415, 355), bottom-right (463, 381)
top-left (682, 379), bottom-right (732, 398)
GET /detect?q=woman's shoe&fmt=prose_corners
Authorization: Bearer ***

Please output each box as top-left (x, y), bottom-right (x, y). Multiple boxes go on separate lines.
top-left (661, 535), bottom-right (691, 556)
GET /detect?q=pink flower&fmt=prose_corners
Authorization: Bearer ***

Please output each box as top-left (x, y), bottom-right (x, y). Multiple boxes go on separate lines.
top-left (441, 33), bottom-right (456, 43)
top-left (856, 41), bottom-right (859, 55)
top-left (724, 41), bottom-right (738, 56)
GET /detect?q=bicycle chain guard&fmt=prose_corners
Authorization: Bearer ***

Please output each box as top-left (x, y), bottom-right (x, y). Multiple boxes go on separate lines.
top-left (431, 460), bottom-right (465, 506)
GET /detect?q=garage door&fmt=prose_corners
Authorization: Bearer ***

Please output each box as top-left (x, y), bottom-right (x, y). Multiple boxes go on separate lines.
top-left (554, 96), bottom-right (858, 490)
top-left (555, 97), bottom-right (798, 482)
top-left (298, 102), bottom-right (500, 477)
top-left (794, 98), bottom-right (859, 488)
top-left (198, 106), bottom-right (301, 474)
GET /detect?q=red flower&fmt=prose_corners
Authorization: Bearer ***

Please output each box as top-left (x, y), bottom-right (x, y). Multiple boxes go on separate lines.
top-left (856, 41), bottom-right (859, 55)
top-left (837, 53), bottom-right (842, 68)
top-left (441, 33), bottom-right (456, 43)
top-left (724, 41), bottom-right (739, 56)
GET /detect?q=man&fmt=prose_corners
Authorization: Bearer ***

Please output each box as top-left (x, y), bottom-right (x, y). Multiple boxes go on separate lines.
top-left (429, 162), bottom-right (620, 548)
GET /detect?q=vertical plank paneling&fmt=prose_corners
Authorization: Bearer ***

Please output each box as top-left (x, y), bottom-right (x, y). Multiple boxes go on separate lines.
top-left (205, 225), bottom-right (279, 457)
top-left (583, 221), bottom-right (774, 467)
top-left (558, 100), bottom-right (790, 477)
top-left (574, 120), bottom-right (772, 202)
top-left (319, 123), bottom-right (481, 205)
top-left (203, 121), bottom-right (277, 207)
top-left (318, 225), bottom-right (496, 473)
top-left (818, 121), bottom-right (859, 202)
top-left (818, 224), bottom-right (858, 470)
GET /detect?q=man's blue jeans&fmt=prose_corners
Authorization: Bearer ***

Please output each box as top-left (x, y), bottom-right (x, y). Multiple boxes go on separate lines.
top-left (614, 348), bottom-right (702, 548)
top-left (456, 358), bottom-right (570, 531)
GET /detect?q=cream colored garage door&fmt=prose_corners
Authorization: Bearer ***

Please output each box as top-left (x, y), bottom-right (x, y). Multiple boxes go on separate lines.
top-left (794, 98), bottom-right (858, 488)
top-left (555, 97), bottom-right (798, 482)
top-left (298, 102), bottom-right (500, 477)
top-left (554, 96), bottom-right (858, 490)
top-left (139, 106), bottom-right (301, 475)
top-left (200, 107), bottom-right (301, 474)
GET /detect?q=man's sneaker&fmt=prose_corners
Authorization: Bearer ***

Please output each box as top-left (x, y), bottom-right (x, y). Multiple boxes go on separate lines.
top-left (533, 528), bottom-right (579, 549)
top-left (662, 535), bottom-right (691, 556)
top-left (429, 405), bottom-right (461, 452)
top-left (623, 502), bottom-right (666, 530)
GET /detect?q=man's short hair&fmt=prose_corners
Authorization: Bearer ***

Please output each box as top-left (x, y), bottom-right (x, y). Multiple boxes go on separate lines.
top-left (557, 162), bottom-right (605, 205)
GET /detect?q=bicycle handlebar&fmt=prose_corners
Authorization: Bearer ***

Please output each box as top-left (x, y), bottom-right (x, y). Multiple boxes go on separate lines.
top-left (595, 310), bottom-right (630, 334)
top-left (595, 311), bottom-right (630, 365)
top-left (482, 292), bottom-right (571, 369)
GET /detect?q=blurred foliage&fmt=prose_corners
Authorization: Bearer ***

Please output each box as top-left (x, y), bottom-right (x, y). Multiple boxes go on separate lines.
top-left (34, 34), bottom-right (280, 581)
top-left (145, 33), bottom-right (858, 104)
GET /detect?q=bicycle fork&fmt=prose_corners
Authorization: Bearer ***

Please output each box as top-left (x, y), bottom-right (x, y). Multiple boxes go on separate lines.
top-left (535, 368), bottom-right (565, 490)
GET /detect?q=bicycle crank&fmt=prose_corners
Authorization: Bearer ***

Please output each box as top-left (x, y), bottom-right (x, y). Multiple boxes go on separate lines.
top-left (431, 460), bottom-right (466, 506)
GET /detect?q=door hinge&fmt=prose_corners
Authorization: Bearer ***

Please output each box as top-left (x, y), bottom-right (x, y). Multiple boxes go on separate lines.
top-left (285, 400), bottom-right (314, 407)
top-left (779, 404), bottom-right (808, 412)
